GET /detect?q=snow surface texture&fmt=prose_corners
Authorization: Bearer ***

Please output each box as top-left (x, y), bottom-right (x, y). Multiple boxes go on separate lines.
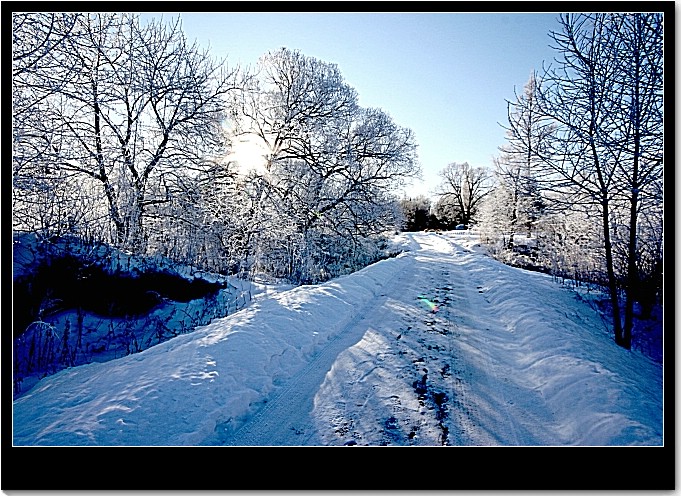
top-left (12, 232), bottom-right (663, 446)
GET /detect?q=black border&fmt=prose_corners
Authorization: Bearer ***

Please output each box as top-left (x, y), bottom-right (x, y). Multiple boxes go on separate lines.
top-left (3, 1), bottom-right (675, 491)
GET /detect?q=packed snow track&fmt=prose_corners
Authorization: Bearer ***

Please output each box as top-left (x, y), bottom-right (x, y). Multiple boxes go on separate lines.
top-left (215, 232), bottom-right (536, 446)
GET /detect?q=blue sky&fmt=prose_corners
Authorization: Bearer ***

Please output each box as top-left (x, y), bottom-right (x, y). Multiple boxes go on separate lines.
top-left (144, 11), bottom-right (562, 199)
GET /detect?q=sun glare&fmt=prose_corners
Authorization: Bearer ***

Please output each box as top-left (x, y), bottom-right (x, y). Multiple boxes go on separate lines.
top-left (229, 138), bottom-right (269, 175)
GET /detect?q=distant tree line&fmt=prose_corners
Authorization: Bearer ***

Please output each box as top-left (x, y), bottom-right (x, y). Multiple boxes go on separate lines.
top-left (398, 162), bottom-right (492, 231)
top-left (12, 13), bottom-right (420, 285)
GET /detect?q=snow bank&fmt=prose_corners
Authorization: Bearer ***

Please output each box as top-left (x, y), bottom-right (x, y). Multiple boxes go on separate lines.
top-left (458, 248), bottom-right (663, 445)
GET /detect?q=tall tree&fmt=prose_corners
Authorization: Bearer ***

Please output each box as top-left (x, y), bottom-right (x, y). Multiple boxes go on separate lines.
top-left (520, 13), bottom-right (664, 349)
top-left (230, 48), bottom-right (419, 281)
top-left (608, 13), bottom-right (664, 349)
top-left (499, 73), bottom-right (549, 247)
top-left (530, 13), bottom-right (627, 346)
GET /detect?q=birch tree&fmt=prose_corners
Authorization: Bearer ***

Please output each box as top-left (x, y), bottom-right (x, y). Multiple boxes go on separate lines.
top-left (519, 13), bottom-right (664, 349)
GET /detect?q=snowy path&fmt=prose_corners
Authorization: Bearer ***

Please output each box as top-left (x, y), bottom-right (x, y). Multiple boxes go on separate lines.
top-left (217, 233), bottom-right (560, 446)
top-left (12, 231), bottom-right (662, 446)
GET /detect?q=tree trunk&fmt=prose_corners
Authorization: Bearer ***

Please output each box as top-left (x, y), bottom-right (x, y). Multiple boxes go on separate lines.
top-left (602, 199), bottom-right (624, 346)
top-left (622, 189), bottom-right (638, 350)
top-left (93, 80), bottom-right (127, 247)
top-left (622, 17), bottom-right (644, 351)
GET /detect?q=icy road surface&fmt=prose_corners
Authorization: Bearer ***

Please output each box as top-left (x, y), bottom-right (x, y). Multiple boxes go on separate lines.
top-left (13, 232), bottom-right (662, 446)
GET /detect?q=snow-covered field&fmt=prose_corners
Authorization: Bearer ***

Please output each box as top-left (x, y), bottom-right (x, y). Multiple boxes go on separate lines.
top-left (12, 231), bottom-right (663, 447)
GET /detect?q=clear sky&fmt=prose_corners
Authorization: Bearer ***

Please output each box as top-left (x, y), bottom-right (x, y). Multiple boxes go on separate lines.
top-left (143, 11), bottom-right (562, 199)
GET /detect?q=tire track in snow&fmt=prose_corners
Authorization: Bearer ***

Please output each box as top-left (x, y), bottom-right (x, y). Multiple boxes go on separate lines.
top-left (216, 254), bottom-right (416, 446)
top-left (443, 234), bottom-right (560, 445)
top-left (314, 232), bottom-right (515, 446)
top-left (410, 237), bottom-right (482, 445)
top-left (441, 234), bottom-right (524, 445)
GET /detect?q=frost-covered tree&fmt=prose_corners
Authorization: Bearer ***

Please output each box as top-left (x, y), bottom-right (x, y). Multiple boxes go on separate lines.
top-left (476, 182), bottom-right (513, 246)
top-left (522, 13), bottom-right (664, 349)
top-left (536, 207), bottom-right (605, 285)
top-left (12, 13), bottom-right (85, 238)
top-left (485, 154), bottom-right (546, 251)
top-left (498, 73), bottom-right (549, 246)
top-left (529, 13), bottom-right (628, 345)
top-left (230, 48), bottom-right (419, 282)
top-left (13, 13), bottom-right (241, 253)
top-left (607, 13), bottom-right (664, 348)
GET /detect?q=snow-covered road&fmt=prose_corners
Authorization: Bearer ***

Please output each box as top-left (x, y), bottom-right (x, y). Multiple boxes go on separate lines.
top-left (214, 254), bottom-right (415, 446)
top-left (214, 232), bottom-right (661, 446)
top-left (218, 231), bottom-right (526, 446)
top-left (12, 232), bottom-right (663, 446)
